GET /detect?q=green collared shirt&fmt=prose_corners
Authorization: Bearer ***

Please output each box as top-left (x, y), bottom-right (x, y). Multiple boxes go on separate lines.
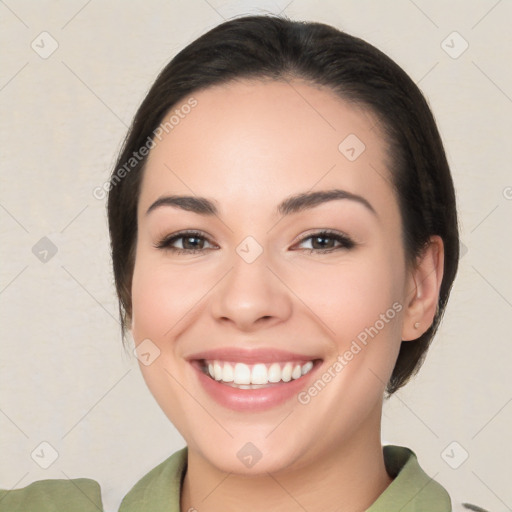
top-left (0, 445), bottom-right (462, 511)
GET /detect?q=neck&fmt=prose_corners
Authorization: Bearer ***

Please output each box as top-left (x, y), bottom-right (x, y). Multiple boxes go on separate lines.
top-left (180, 414), bottom-right (392, 512)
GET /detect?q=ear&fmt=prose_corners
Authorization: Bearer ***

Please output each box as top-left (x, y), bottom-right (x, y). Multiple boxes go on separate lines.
top-left (402, 235), bottom-right (444, 341)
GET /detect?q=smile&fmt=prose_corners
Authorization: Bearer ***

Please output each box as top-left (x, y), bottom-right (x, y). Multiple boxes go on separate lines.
top-left (187, 348), bottom-right (323, 410)
top-left (201, 360), bottom-right (315, 388)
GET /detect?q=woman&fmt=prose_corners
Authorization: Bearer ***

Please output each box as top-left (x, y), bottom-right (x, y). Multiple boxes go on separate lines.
top-left (0, 15), bottom-right (488, 512)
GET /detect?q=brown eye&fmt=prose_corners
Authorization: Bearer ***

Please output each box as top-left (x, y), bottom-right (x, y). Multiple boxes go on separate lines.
top-left (154, 231), bottom-right (217, 253)
top-left (294, 231), bottom-right (355, 253)
top-left (310, 235), bottom-right (337, 250)
top-left (182, 235), bottom-right (205, 250)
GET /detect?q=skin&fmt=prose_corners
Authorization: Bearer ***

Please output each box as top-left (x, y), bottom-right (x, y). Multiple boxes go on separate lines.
top-left (130, 79), bottom-right (444, 511)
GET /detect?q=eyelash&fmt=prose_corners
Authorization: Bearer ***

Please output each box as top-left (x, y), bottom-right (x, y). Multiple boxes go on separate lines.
top-left (154, 230), bottom-right (217, 254)
top-left (154, 229), bottom-right (355, 255)
top-left (295, 230), bottom-right (355, 253)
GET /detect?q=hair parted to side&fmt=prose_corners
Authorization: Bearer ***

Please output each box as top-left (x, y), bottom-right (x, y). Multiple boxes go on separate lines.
top-left (107, 15), bottom-right (459, 395)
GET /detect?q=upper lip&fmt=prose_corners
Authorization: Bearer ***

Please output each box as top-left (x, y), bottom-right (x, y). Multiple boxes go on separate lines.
top-left (186, 347), bottom-right (321, 364)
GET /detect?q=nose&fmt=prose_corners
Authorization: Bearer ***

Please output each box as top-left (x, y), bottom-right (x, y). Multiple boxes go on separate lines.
top-left (210, 251), bottom-right (293, 332)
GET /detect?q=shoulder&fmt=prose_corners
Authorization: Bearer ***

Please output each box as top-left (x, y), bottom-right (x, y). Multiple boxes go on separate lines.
top-left (0, 446), bottom-right (187, 512)
top-left (0, 478), bottom-right (103, 511)
top-left (379, 445), bottom-right (451, 510)
top-left (379, 446), bottom-right (491, 512)
top-left (118, 446), bottom-right (188, 512)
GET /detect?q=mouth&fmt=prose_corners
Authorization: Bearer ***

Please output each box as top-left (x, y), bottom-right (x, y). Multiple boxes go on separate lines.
top-left (186, 347), bottom-right (324, 411)
top-left (193, 359), bottom-right (320, 389)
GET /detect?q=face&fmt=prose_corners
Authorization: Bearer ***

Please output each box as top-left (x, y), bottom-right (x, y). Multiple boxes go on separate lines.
top-left (131, 79), bottom-right (414, 475)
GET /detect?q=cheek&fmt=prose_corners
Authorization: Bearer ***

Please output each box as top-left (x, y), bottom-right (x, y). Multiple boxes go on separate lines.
top-left (131, 256), bottom-right (210, 342)
top-left (130, 255), bottom-right (207, 431)
top-left (290, 250), bottom-right (406, 393)
top-left (291, 253), bottom-right (404, 341)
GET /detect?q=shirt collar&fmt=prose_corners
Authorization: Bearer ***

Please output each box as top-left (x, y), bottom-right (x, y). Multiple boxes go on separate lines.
top-left (368, 445), bottom-right (451, 511)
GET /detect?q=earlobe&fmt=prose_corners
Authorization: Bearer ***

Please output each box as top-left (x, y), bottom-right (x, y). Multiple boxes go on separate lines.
top-left (402, 235), bottom-right (444, 341)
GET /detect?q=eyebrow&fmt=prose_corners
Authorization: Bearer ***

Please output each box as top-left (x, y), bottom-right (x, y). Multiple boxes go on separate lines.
top-left (145, 189), bottom-right (376, 217)
top-left (277, 189), bottom-right (376, 216)
top-left (146, 195), bottom-right (217, 216)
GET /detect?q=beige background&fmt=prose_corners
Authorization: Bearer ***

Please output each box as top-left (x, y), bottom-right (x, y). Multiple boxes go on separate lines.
top-left (1, 1), bottom-right (511, 511)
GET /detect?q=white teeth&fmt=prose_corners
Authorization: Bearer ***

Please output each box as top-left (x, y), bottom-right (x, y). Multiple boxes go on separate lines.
top-left (251, 364), bottom-right (268, 385)
top-left (204, 360), bottom-right (315, 385)
top-left (281, 362), bottom-right (292, 382)
top-left (222, 361), bottom-right (234, 382)
top-left (213, 361), bottom-right (223, 381)
top-left (301, 361), bottom-right (313, 375)
top-left (268, 363), bottom-right (281, 383)
top-left (234, 363), bottom-right (251, 384)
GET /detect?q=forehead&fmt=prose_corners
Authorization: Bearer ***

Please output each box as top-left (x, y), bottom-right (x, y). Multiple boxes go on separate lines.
top-left (139, 79), bottom-right (395, 217)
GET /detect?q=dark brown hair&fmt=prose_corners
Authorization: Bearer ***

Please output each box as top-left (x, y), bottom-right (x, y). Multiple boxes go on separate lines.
top-left (107, 15), bottom-right (459, 394)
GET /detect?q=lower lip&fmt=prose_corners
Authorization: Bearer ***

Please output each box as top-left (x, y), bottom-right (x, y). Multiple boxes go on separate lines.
top-left (191, 361), bottom-right (321, 412)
